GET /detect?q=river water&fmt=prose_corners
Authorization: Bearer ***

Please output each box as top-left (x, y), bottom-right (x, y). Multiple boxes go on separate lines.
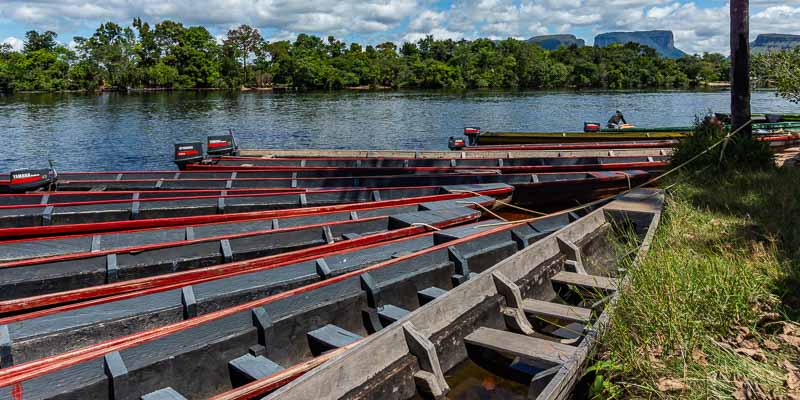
top-left (0, 90), bottom-right (796, 171)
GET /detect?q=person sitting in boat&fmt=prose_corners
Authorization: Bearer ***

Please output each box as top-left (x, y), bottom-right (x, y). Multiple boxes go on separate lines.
top-left (607, 110), bottom-right (627, 129)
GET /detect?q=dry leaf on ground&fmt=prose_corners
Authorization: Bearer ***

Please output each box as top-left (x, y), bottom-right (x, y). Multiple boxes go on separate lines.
top-left (782, 322), bottom-right (800, 337)
top-left (657, 377), bottom-right (688, 392)
top-left (758, 312), bottom-right (781, 325)
top-left (787, 371), bottom-right (800, 391)
top-left (763, 339), bottom-right (781, 350)
top-left (779, 334), bottom-right (800, 348)
top-left (692, 348), bottom-right (709, 366)
top-left (735, 347), bottom-right (767, 361)
top-left (733, 379), bottom-right (772, 400)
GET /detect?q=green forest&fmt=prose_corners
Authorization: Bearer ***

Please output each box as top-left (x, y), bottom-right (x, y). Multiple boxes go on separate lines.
top-left (0, 20), bottom-right (733, 93)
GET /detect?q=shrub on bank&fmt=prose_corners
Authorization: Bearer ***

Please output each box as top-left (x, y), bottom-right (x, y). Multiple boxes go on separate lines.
top-left (670, 117), bottom-right (774, 172)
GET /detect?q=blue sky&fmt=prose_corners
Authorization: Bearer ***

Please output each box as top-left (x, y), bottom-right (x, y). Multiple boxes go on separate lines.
top-left (1, 0), bottom-right (797, 54)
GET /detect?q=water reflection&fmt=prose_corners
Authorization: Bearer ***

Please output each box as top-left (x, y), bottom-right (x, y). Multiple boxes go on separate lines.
top-left (0, 90), bottom-right (795, 171)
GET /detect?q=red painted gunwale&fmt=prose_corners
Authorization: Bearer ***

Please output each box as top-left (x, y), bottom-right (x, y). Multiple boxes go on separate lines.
top-left (0, 205), bottom-right (482, 316)
top-left (0, 221), bottom-right (520, 388)
top-left (0, 185), bottom-right (458, 210)
top-left (182, 160), bottom-right (667, 173)
top-left (0, 187), bottom-right (511, 239)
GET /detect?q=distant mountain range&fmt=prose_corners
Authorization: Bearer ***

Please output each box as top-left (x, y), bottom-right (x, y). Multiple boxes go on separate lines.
top-left (594, 30), bottom-right (687, 58)
top-left (528, 30), bottom-right (686, 58)
top-left (526, 34), bottom-right (585, 50)
top-left (528, 31), bottom-right (800, 58)
top-left (751, 34), bottom-right (800, 54)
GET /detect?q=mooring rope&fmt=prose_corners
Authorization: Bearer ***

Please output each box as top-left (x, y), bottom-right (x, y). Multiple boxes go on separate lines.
top-left (450, 189), bottom-right (548, 216)
top-left (454, 200), bottom-right (508, 222)
top-left (410, 223), bottom-right (442, 231)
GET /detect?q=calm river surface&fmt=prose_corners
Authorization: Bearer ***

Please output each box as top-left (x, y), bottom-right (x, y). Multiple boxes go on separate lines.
top-left (0, 90), bottom-right (796, 171)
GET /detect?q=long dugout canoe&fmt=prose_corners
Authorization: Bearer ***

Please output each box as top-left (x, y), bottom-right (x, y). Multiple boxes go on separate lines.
top-left (50, 170), bottom-right (648, 194)
top-left (183, 158), bottom-right (667, 174)
top-left (460, 140), bottom-right (680, 151)
top-left (41, 158), bottom-right (665, 188)
top-left (0, 195), bottom-right (494, 263)
top-left (237, 147), bottom-right (673, 159)
top-left (187, 154), bottom-right (669, 169)
top-left (43, 170), bottom-right (650, 214)
top-left (0, 184), bottom-right (512, 239)
top-left (47, 171), bottom-right (648, 213)
top-left (0, 185), bottom-right (504, 229)
top-left (0, 196), bottom-right (492, 300)
top-left (462, 134), bottom-right (800, 151)
top-left (716, 112), bottom-right (800, 123)
top-left (465, 124), bottom-right (800, 146)
top-left (0, 204), bottom-right (599, 399)
top-left (597, 121), bottom-right (800, 133)
top-left (264, 188), bottom-right (664, 400)
top-left (468, 130), bottom-right (688, 145)
top-left (0, 188), bottom-right (306, 207)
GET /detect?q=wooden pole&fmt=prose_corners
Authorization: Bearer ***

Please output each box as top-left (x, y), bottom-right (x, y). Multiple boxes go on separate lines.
top-left (730, 0), bottom-right (752, 138)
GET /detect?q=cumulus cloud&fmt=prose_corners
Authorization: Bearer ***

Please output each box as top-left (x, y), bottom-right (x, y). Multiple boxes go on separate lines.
top-left (0, 0), bottom-right (799, 54)
top-left (0, 0), bottom-right (418, 37)
top-left (2, 36), bottom-right (23, 51)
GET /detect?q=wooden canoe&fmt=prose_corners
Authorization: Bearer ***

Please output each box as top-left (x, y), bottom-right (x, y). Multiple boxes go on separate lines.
top-left (0, 205), bottom-right (601, 399)
top-left (261, 188), bottom-right (663, 400)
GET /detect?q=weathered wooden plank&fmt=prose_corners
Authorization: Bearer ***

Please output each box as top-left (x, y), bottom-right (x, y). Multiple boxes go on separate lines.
top-left (464, 327), bottom-right (575, 365)
top-left (551, 271), bottom-right (618, 291)
top-left (521, 299), bottom-right (592, 324)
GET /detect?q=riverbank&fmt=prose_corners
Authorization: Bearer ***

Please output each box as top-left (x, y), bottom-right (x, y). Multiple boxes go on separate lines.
top-left (592, 169), bottom-right (800, 398)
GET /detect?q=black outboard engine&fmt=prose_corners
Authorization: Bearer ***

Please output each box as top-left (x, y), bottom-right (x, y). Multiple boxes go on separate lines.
top-left (1, 167), bottom-right (57, 193)
top-left (174, 142), bottom-right (204, 170)
top-left (207, 130), bottom-right (239, 157)
top-left (464, 127), bottom-right (480, 146)
top-left (448, 136), bottom-right (466, 150)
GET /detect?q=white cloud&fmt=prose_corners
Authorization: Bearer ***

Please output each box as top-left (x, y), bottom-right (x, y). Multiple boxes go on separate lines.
top-left (2, 36), bottom-right (23, 51)
top-left (1, 0), bottom-right (799, 54)
top-left (0, 0), bottom-right (419, 37)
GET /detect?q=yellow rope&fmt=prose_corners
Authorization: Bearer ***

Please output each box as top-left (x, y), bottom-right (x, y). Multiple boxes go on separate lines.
top-left (450, 189), bottom-right (548, 216)
top-left (455, 200), bottom-right (508, 222)
top-left (410, 223), bottom-right (442, 231)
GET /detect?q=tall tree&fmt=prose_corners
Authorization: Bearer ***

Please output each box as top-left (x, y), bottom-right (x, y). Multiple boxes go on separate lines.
top-left (224, 25), bottom-right (263, 84)
top-left (730, 0), bottom-right (751, 138)
top-left (74, 22), bottom-right (137, 88)
top-left (23, 31), bottom-right (58, 53)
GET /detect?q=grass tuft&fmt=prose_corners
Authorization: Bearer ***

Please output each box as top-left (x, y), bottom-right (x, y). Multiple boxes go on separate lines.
top-left (591, 168), bottom-right (800, 399)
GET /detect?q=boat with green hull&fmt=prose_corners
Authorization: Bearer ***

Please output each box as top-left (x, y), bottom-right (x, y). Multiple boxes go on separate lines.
top-left (716, 112), bottom-right (800, 123)
top-left (600, 122), bottom-right (800, 133)
top-left (463, 122), bottom-right (800, 146)
top-left (464, 129), bottom-right (688, 146)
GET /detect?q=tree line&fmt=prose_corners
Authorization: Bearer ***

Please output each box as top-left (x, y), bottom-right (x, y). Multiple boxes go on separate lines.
top-left (753, 48), bottom-right (800, 103)
top-left (0, 20), bottom-right (733, 93)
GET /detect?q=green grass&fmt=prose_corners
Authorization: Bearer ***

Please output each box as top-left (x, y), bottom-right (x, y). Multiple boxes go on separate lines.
top-left (591, 168), bottom-right (800, 399)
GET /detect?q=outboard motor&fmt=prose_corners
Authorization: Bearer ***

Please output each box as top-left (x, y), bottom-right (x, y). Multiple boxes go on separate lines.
top-left (583, 122), bottom-right (601, 132)
top-left (1, 167), bottom-right (57, 193)
top-left (448, 136), bottom-right (467, 150)
top-left (464, 127), bottom-right (480, 146)
top-left (174, 142), bottom-right (204, 170)
top-left (207, 130), bottom-right (239, 157)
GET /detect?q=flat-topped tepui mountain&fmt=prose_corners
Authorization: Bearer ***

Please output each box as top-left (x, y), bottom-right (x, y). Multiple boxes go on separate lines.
top-left (527, 34), bottom-right (585, 50)
top-left (594, 30), bottom-right (687, 59)
top-left (751, 34), bottom-right (800, 54)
